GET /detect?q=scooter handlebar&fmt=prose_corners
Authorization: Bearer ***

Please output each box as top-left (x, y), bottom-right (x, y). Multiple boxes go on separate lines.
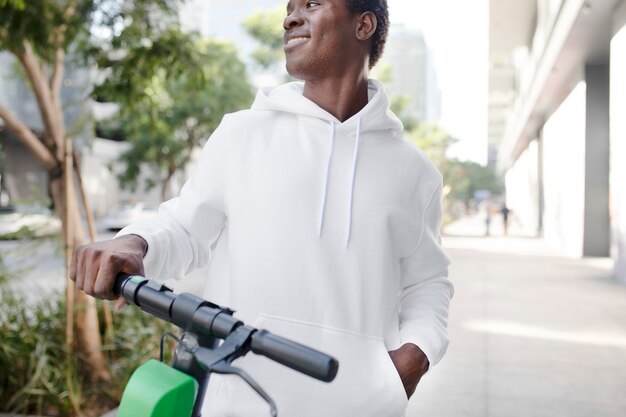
top-left (250, 329), bottom-right (338, 382)
top-left (113, 274), bottom-right (338, 383)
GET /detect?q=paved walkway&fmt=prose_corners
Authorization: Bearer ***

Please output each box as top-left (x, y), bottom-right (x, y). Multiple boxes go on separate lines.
top-left (409, 216), bottom-right (626, 417)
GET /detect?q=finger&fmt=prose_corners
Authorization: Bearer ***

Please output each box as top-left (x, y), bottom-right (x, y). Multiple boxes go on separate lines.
top-left (75, 247), bottom-right (88, 291)
top-left (94, 260), bottom-right (117, 300)
top-left (69, 247), bottom-right (79, 282)
top-left (115, 297), bottom-right (128, 311)
top-left (83, 261), bottom-right (98, 297)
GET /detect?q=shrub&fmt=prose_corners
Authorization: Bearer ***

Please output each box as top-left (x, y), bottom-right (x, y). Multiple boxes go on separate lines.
top-left (0, 288), bottom-right (176, 416)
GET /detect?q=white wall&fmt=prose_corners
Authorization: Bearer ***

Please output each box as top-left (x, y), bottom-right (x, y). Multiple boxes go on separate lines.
top-left (81, 138), bottom-right (193, 219)
top-left (2, 133), bottom-right (48, 204)
top-left (81, 139), bottom-right (139, 218)
top-left (505, 140), bottom-right (540, 235)
top-left (542, 81), bottom-right (587, 257)
top-left (611, 1), bottom-right (626, 282)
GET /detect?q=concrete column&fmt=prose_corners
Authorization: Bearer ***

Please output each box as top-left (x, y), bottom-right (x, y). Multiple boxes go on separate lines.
top-left (583, 64), bottom-right (611, 257)
top-left (611, 1), bottom-right (626, 282)
top-left (542, 81), bottom-right (586, 257)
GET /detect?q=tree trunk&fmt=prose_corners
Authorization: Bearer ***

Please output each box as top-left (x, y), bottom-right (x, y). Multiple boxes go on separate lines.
top-left (162, 171), bottom-right (173, 202)
top-left (6, 37), bottom-right (112, 383)
top-left (74, 151), bottom-right (115, 347)
top-left (161, 178), bottom-right (169, 203)
top-left (1, 107), bottom-right (110, 382)
top-left (50, 160), bottom-right (111, 383)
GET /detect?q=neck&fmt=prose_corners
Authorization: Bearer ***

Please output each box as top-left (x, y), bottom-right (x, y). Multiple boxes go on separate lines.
top-left (303, 71), bottom-right (369, 122)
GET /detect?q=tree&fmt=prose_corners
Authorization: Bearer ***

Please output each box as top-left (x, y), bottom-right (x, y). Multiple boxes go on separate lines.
top-left (100, 39), bottom-right (253, 201)
top-left (405, 123), bottom-right (502, 220)
top-left (406, 123), bottom-right (456, 171)
top-left (445, 159), bottom-right (503, 203)
top-left (242, 6), bottom-right (286, 70)
top-left (390, 95), bottom-right (420, 131)
top-left (0, 0), bottom-right (195, 390)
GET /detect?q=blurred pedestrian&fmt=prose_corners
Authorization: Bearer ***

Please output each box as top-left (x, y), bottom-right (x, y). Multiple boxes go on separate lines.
top-left (484, 199), bottom-right (492, 237)
top-left (501, 204), bottom-right (511, 235)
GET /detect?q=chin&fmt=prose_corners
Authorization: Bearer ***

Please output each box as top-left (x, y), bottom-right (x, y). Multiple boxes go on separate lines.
top-left (285, 60), bottom-right (307, 81)
top-left (286, 59), bottom-right (330, 82)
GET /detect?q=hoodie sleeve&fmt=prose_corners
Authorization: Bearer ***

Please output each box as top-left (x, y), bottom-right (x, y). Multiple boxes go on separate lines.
top-left (116, 115), bottom-right (232, 282)
top-left (399, 180), bottom-right (454, 368)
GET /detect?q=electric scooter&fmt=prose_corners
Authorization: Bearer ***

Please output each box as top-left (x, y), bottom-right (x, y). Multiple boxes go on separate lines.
top-left (113, 274), bottom-right (339, 417)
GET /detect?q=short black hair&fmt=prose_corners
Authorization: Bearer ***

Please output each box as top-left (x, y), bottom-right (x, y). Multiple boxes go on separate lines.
top-left (345, 0), bottom-right (389, 69)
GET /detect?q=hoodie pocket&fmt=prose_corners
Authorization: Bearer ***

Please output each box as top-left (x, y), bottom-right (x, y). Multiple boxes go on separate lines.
top-left (377, 342), bottom-right (410, 407)
top-left (203, 314), bottom-right (408, 417)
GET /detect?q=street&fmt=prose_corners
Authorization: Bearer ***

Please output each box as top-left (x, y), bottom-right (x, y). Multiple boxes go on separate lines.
top-left (410, 216), bottom-right (626, 417)
top-left (0, 228), bottom-right (117, 300)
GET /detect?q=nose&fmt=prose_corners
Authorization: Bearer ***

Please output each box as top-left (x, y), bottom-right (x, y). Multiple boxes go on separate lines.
top-left (283, 12), bottom-right (304, 30)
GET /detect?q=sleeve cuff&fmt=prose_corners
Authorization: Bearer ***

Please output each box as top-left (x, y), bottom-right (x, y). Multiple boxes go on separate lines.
top-left (400, 323), bottom-right (450, 368)
top-left (115, 227), bottom-right (165, 282)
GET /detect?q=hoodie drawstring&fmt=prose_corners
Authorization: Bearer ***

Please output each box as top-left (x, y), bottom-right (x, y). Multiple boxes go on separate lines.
top-left (346, 117), bottom-right (361, 248)
top-left (318, 117), bottom-right (362, 249)
top-left (319, 121), bottom-right (335, 236)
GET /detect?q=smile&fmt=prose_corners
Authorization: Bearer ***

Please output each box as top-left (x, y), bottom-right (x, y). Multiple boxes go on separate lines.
top-left (285, 37), bottom-right (310, 49)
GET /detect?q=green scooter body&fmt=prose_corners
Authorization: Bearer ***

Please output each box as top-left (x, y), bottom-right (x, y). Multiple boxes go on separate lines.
top-left (117, 359), bottom-right (198, 417)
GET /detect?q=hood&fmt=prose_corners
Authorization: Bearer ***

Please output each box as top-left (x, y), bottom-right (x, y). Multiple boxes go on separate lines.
top-left (250, 79), bottom-right (403, 249)
top-left (251, 79), bottom-right (404, 135)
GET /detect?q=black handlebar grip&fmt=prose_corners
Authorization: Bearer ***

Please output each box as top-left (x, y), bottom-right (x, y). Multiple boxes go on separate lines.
top-left (114, 274), bottom-right (339, 382)
top-left (113, 273), bottom-right (129, 296)
top-left (114, 273), bottom-right (150, 304)
top-left (250, 329), bottom-right (338, 383)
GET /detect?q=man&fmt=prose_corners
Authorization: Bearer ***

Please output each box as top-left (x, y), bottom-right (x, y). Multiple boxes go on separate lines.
top-left (71, 1), bottom-right (454, 416)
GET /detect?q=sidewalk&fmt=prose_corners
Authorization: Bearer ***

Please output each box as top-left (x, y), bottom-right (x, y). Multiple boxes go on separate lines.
top-left (408, 216), bottom-right (626, 416)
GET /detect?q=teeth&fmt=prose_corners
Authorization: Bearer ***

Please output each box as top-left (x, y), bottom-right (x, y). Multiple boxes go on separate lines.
top-left (287, 37), bottom-right (309, 45)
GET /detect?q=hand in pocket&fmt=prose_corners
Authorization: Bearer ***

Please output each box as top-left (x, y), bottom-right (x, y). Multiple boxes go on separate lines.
top-left (388, 343), bottom-right (430, 399)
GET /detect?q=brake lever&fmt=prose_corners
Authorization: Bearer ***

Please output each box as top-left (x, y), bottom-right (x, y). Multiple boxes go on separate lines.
top-left (210, 360), bottom-right (278, 417)
top-left (191, 326), bottom-right (279, 417)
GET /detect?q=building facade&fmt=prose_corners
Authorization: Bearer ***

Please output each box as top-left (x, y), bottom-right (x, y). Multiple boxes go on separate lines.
top-left (0, 51), bottom-right (92, 205)
top-left (179, 0), bottom-right (286, 68)
top-left (381, 25), bottom-right (442, 124)
top-left (0, 51), bottom-right (169, 216)
top-left (489, 0), bottom-right (626, 282)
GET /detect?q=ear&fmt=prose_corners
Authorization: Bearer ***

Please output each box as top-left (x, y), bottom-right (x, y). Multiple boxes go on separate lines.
top-left (355, 11), bottom-right (377, 41)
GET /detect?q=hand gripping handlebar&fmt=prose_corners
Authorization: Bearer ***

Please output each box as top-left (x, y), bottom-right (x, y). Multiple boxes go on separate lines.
top-left (113, 274), bottom-right (339, 383)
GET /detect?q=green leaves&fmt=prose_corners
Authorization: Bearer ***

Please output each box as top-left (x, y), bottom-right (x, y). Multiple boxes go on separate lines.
top-left (0, 288), bottom-right (177, 415)
top-left (0, 0), bottom-right (25, 9)
top-left (242, 6), bottom-right (286, 70)
top-left (98, 37), bottom-right (253, 200)
top-left (94, 28), bottom-right (205, 108)
top-left (406, 123), bottom-right (457, 170)
top-left (0, 0), bottom-right (93, 60)
top-left (406, 123), bottom-right (501, 212)
top-left (1, 0), bottom-right (253, 202)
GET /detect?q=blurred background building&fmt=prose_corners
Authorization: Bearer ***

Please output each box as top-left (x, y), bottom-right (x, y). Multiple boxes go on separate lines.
top-left (180, 0), bottom-right (283, 59)
top-left (0, 49), bottom-right (177, 217)
top-left (0, 52), bottom-right (92, 204)
top-left (488, 0), bottom-right (626, 281)
top-left (382, 25), bottom-right (442, 124)
top-left (180, 0), bottom-right (286, 86)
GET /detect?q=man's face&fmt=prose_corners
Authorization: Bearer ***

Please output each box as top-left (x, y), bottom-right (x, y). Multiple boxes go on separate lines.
top-left (283, 0), bottom-right (361, 80)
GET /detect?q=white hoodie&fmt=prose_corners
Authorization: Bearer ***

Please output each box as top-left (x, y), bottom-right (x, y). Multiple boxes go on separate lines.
top-left (119, 80), bottom-right (453, 417)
